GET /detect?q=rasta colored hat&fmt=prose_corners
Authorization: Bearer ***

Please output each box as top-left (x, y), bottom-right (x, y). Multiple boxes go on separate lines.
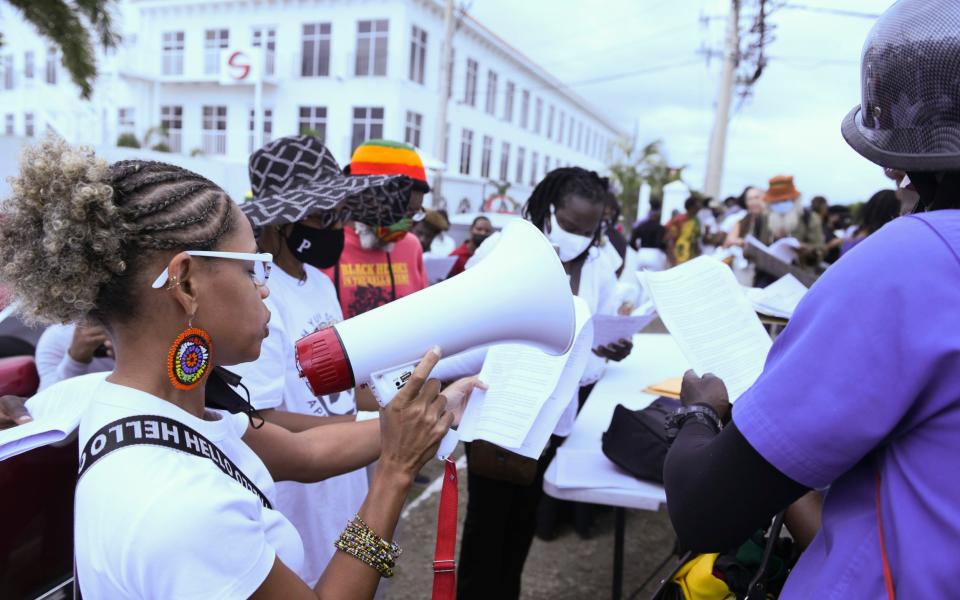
top-left (242, 135), bottom-right (414, 229)
top-left (347, 139), bottom-right (431, 193)
top-left (763, 175), bottom-right (801, 203)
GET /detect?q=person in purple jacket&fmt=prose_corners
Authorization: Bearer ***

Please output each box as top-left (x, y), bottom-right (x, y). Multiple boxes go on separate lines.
top-left (663, 1), bottom-right (960, 598)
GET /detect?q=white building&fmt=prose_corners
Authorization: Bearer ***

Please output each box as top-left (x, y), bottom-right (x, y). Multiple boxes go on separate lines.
top-left (0, 0), bottom-right (627, 211)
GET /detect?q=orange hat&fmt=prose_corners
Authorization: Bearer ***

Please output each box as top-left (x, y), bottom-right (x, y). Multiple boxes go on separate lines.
top-left (764, 175), bottom-right (801, 203)
top-left (348, 139), bottom-right (430, 193)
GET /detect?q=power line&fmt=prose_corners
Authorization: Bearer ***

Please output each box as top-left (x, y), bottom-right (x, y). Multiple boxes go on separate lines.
top-left (780, 3), bottom-right (881, 19)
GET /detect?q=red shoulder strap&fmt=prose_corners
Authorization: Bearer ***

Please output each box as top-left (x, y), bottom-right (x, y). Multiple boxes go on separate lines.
top-left (432, 459), bottom-right (458, 600)
top-left (875, 470), bottom-right (895, 600)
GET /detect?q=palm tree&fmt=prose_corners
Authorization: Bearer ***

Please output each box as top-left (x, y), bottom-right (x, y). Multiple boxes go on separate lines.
top-left (1, 0), bottom-right (119, 99)
top-left (610, 139), bottom-right (686, 225)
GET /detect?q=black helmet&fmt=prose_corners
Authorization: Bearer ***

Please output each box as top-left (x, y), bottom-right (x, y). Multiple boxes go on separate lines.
top-left (842, 0), bottom-right (960, 172)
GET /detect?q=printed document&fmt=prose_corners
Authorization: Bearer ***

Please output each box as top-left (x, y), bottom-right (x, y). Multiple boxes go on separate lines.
top-left (745, 235), bottom-right (801, 265)
top-left (457, 297), bottom-right (593, 458)
top-left (424, 256), bottom-right (458, 285)
top-left (591, 310), bottom-right (657, 348)
top-left (744, 274), bottom-right (808, 319)
top-left (638, 257), bottom-right (772, 402)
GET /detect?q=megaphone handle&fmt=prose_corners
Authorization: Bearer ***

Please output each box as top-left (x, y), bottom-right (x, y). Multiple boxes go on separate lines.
top-left (436, 428), bottom-right (459, 462)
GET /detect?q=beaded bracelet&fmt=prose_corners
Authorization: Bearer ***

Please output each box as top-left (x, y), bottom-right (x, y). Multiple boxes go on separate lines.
top-left (334, 514), bottom-right (403, 578)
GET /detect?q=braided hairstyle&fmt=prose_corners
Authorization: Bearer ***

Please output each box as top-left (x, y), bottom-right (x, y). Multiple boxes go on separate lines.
top-left (522, 167), bottom-right (608, 241)
top-left (0, 135), bottom-right (234, 326)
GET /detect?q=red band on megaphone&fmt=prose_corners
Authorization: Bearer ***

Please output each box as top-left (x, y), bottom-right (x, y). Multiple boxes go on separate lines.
top-left (295, 326), bottom-right (355, 396)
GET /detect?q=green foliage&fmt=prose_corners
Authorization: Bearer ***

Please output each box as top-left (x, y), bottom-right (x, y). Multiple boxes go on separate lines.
top-left (151, 142), bottom-right (171, 153)
top-left (116, 132), bottom-right (139, 148)
top-left (610, 139), bottom-right (686, 225)
top-left (488, 179), bottom-right (511, 196)
top-left (3, 0), bottom-right (119, 99)
top-left (300, 127), bottom-right (325, 143)
top-left (190, 148), bottom-right (204, 157)
top-left (142, 125), bottom-right (169, 148)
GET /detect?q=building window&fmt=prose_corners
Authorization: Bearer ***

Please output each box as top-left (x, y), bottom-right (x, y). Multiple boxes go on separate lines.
top-left (160, 105), bottom-right (183, 152)
top-left (447, 48), bottom-right (455, 99)
top-left (302, 23), bottom-right (331, 77)
top-left (547, 105), bottom-right (555, 139)
top-left (356, 20), bottom-right (389, 77)
top-left (408, 26), bottom-right (427, 84)
top-left (24, 113), bottom-right (34, 137)
top-left (45, 47), bottom-right (57, 84)
top-left (568, 116), bottom-right (575, 147)
top-left (558, 110), bottom-right (565, 144)
top-left (248, 108), bottom-right (273, 153)
top-left (533, 98), bottom-right (543, 134)
top-left (530, 151), bottom-right (539, 186)
top-left (459, 129), bottom-right (473, 175)
top-left (252, 27), bottom-right (276, 76)
top-left (118, 107), bottom-right (135, 134)
top-left (520, 90), bottom-right (530, 129)
top-left (503, 81), bottom-right (515, 122)
top-left (480, 135), bottom-right (493, 179)
top-left (351, 106), bottom-right (384, 152)
top-left (499, 142), bottom-right (510, 181)
top-left (202, 105), bottom-right (227, 155)
top-left (23, 51), bottom-right (34, 80)
top-left (485, 70), bottom-right (497, 115)
top-left (577, 122), bottom-right (584, 152)
top-left (515, 147), bottom-right (525, 184)
top-left (2, 55), bottom-right (13, 90)
top-left (444, 122), bottom-right (450, 162)
top-left (4, 114), bottom-right (13, 135)
top-left (404, 111), bottom-right (422, 148)
top-left (463, 58), bottom-right (478, 107)
top-left (544, 155), bottom-right (551, 175)
top-left (162, 31), bottom-right (184, 76)
top-left (298, 106), bottom-right (327, 141)
top-left (204, 29), bottom-right (229, 75)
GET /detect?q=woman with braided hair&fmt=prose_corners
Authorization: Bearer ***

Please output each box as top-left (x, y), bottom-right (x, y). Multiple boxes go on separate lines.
top-left (450, 167), bottom-right (635, 600)
top-left (0, 135), bottom-right (455, 599)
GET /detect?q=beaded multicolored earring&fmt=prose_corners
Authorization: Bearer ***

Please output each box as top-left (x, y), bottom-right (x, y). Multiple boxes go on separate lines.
top-left (167, 322), bottom-right (213, 391)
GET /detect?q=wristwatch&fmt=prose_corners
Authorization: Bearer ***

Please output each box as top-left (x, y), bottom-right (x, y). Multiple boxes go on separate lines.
top-left (665, 404), bottom-right (723, 442)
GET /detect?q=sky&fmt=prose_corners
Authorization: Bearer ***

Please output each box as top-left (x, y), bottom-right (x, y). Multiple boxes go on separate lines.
top-left (467, 0), bottom-right (897, 204)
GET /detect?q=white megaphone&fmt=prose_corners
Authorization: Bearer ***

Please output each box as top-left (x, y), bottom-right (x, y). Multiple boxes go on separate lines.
top-left (295, 218), bottom-right (575, 460)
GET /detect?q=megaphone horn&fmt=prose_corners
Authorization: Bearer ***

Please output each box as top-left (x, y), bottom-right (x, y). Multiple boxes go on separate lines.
top-left (295, 218), bottom-right (576, 458)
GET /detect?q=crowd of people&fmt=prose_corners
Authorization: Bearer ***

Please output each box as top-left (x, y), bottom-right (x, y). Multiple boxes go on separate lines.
top-left (0, 1), bottom-right (956, 598)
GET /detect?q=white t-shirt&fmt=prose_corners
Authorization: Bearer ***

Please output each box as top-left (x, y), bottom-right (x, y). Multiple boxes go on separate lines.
top-left (230, 265), bottom-right (368, 586)
top-left (428, 232), bottom-right (457, 257)
top-left (36, 324), bottom-right (114, 391)
top-left (74, 376), bottom-right (303, 599)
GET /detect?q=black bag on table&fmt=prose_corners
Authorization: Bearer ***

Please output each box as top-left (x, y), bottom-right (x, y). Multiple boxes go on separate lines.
top-left (601, 396), bottom-right (680, 483)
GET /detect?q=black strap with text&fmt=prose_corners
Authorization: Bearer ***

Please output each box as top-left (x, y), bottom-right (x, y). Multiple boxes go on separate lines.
top-left (77, 414), bottom-right (272, 510)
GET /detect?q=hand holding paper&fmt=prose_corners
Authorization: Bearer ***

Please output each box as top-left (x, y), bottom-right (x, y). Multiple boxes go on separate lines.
top-left (638, 257), bottom-right (772, 402)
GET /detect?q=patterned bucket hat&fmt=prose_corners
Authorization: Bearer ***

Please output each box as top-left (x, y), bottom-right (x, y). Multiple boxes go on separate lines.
top-left (242, 135), bottom-right (414, 228)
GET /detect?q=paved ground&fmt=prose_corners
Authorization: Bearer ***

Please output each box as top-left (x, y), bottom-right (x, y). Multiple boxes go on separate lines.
top-left (383, 320), bottom-right (680, 600)
top-left (382, 452), bottom-right (678, 600)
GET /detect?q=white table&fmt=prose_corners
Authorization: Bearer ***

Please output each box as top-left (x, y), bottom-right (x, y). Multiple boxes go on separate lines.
top-left (543, 333), bottom-right (691, 599)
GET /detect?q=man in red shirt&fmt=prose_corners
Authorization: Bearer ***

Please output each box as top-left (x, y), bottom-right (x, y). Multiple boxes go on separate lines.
top-left (324, 140), bottom-right (430, 318)
top-left (448, 216), bottom-right (493, 277)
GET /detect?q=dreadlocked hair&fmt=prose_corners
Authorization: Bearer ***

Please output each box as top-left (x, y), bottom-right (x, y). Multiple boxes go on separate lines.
top-left (522, 167), bottom-right (608, 233)
top-left (0, 134), bottom-right (234, 326)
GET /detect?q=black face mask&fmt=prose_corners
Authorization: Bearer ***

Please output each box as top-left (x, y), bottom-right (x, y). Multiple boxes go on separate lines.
top-left (471, 233), bottom-right (490, 247)
top-left (285, 223), bottom-right (345, 269)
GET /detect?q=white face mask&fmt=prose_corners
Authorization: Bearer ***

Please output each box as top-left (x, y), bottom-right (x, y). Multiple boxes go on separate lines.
top-left (769, 200), bottom-right (794, 215)
top-left (548, 212), bottom-right (594, 261)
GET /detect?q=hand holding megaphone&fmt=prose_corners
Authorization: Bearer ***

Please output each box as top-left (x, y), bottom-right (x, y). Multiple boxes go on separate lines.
top-left (378, 348), bottom-right (456, 476)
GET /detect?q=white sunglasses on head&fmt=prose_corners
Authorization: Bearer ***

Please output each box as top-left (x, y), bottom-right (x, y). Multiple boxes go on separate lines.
top-left (151, 251), bottom-right (274, 289)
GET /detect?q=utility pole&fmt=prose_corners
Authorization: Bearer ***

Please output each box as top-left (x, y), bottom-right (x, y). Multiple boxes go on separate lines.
top-left (433, 0), bottom-right (456, 209)
top-left (703, 0), bottom-right (740, 200)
